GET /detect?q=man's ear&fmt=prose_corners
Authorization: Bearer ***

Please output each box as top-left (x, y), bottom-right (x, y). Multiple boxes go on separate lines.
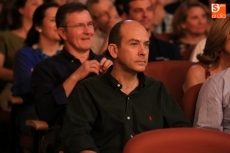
top-left (57, 27), bottom-right (67, 40)
top-left (181, 23), bottom-right (186, 30)
top-left (108, 44), bottom-right (118, 58)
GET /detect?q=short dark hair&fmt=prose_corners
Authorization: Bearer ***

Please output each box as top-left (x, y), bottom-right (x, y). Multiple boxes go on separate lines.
top-left (0, 0), bottom-right (27, 30)
top-left (55, 2), bottom-right (88, 28)
top-left (86, 0), bottom-right (99, 18)
top-left (122, 0), bottom-right (133, 15)
top-left (108, 20), bottom-right (126, 47)
top-left (25, 2), bottom-right (59, 47)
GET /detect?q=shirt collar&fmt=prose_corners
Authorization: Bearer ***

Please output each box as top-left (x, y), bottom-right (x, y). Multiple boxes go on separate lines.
top-left (150, 32), bottom-right (156, 41)
top-left (60, 47), bottom-right (97, 62)
top-left (35, 48), bottom-right (61, 60)
top-left (103, 66), bottom-right (146, 92)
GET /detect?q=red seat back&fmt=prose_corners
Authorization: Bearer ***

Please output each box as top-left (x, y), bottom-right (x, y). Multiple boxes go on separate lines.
top-left (123, 128), bottom-right (230, 153)
top-left (181, 83), bottom-right (203, 123)
top-left (144, 61), bottom-right (194, 106)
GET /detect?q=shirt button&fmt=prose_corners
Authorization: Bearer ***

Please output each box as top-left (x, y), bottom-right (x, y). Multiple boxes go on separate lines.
top-left (71, 60), bottom-right (74, 63)
top-left (127, 116), bottom-right (130, 120)
top-left (130, 135), bottom-right (133, 138)
top-left (127, 97), bottom-right (129, 100)
top-left (117, 84), bottom-right (121, 87)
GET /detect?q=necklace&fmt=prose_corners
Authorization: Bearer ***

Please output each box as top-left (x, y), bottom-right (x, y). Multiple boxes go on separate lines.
top-left (35, 47), bottom-right (61, 60)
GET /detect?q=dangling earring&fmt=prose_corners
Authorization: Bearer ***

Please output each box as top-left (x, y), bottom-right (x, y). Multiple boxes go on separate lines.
top-left (38, 29), bottom-right (42, 33)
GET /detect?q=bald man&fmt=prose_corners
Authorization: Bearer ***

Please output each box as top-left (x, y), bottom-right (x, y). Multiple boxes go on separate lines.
top-left (61, 20), bottom-right (190, 153)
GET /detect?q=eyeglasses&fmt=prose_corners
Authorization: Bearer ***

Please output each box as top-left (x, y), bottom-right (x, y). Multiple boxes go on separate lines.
top-left (62, 22), bottom-right (94, 29)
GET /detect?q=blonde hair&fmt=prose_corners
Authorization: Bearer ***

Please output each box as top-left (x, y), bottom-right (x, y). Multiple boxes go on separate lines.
top-left (197, 15), bottom-right (230, 65)
top-left (172, 1), bottom-right (211, 38)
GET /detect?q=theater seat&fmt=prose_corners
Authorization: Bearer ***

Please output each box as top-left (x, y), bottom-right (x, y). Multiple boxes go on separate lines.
top-left (123, 128), bottom-right (230, 153)
top-left (181, 83), bottom-right (203, 123)
top-left (8, 95), bottom-right (49, 153)
top-left (144, 61), bottom-right (194, 106)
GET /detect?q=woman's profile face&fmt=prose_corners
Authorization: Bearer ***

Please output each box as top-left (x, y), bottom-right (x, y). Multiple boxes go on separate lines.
top-left (38, 7), bottom-right (60, 42)
top-left (19, 0), bottom-right (43, 21)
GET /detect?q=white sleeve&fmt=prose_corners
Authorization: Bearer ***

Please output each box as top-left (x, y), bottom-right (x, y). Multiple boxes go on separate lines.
top-left (189, 38), bottom-right (206, 62)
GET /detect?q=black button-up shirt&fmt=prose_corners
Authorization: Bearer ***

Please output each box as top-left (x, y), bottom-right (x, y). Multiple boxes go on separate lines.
top-left (61, 69), bottom-right (191, 153)
top-left (148, 33), bottom-right (182, 61)
top-left (31, 48), bottom-right (103, 126)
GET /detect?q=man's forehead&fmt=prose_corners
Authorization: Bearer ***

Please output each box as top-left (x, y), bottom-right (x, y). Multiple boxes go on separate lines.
top-left (127, 38), bottom-right (149, 42)
top-left (120, 22), bottom-right (148, 38)
top-left (66, 11), bottom-right (92, 23)
top-left (121, 21), bottom-right (146, 30)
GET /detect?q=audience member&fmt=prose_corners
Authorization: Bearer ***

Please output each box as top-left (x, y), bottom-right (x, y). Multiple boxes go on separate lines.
top-left (122, 0), bottom-right (181, 61)
top-left (171, 1), bottom-right (211, 57)
top-left (193, 67), bottom-right (230, 133)
top-left (61, 20), bottom-right (191, 153)
top-left (114, 0), bottom-right (123, 16)
top-left (45, 0), bottom-right (67, 5)
top-left (183, 15), bottom-right (230, 92)
top-left (31, 2), bottom-right (112, 127)
top-left (0, 0), bottom-right (43, 112)
top-left (189, 0), bottom-right (230, 62)
top-left (12, 2), bottom-right (61, 142)
top-left (152, 0), bottom-right (173, 33)
top-left (86, 0), bottom-right (122, 54)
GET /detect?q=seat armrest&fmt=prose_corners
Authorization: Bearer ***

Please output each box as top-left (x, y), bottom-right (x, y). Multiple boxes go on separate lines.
top-left (26, 120), bottom-right (49, 131)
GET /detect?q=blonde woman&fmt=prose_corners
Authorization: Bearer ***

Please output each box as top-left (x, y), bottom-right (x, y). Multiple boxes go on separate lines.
top-left (171, 1), bottom-right (211, 56)
top-left (183, 15), bottom-right (230, 92)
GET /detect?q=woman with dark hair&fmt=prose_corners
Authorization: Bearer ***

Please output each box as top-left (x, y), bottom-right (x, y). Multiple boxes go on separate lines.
top-left (183, 15), bottom-right (230, 92)
top-left (0, 0), bottom-right (43, 112)
top-left (12, 2), bottom-right (61, 152)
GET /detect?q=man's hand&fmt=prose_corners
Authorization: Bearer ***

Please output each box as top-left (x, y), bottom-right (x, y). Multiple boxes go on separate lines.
top-left (74, 60), bottom-right (100, 81)
top-left (99, 57), bottom-right (113, 74)
top-left (73, 58), bottom-right (112, 81)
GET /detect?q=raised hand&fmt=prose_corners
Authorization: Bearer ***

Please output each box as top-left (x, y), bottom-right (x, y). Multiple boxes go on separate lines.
top-left (99, 57), bottom-right (113, 74)
top-left (74, 59), bottom-right (100, 81)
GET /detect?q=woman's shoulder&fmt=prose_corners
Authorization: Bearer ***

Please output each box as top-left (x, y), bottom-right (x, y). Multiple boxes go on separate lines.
top-left (0, 30), bottom-right (25, 49)
top-left (187, 63), bottom-right (206, 76)
top-left (16, 47), bottom-right (37, 58)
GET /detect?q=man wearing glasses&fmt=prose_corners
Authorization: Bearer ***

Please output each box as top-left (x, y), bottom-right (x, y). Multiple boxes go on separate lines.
top-left (31, 2), bottom-right (112, 128)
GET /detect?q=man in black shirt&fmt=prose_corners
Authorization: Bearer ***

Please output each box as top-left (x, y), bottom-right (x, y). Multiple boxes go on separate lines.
top-left (122, 0), bottom-right (181, 61)
top-left (31, 2), bottom-right (112, 127)
top-left (61, 20), bottom-right (190, 153)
